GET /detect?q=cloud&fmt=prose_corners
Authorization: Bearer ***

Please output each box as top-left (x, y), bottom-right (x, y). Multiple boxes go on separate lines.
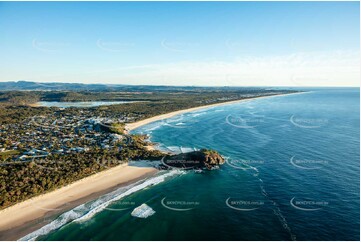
top-left (11, 50), bottom-right (360, 87)
top-left (89, 50), bottom-right (360, 86)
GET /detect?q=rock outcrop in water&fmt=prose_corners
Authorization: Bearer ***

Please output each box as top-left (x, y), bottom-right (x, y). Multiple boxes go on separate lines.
top-left (161, 149), bottom-right (225, 170)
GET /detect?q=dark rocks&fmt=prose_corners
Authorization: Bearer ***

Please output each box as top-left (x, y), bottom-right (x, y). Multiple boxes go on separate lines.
top-left (162, 149), bottom-right (224, 170)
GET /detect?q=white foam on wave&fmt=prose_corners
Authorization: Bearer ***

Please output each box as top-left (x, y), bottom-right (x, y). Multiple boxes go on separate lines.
top-left (189, 112), bottom-right (206, 117)
top-left (19, 169), bottom-right (185, 241)
top-left (163, 146), bottom-right (197, 154)
top-left (141, 122), bottom-right (164, 132)
top-left (165, 146), bottom-right (182, 153)
top-left (74, 169), bottom-right (184, 222)
top-left (163, 115), bottom-right (185, 125)
top-left (180, 147), bottom-right (195, 153)
top-left (131, 203), bottom-right (155, 218)
top-left (19, 204), bottom-right (88, 241)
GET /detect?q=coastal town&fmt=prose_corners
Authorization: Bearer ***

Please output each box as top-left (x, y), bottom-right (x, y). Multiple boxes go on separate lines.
top-left (0, 109), bottom-right (137, 163)
top-left (0, 87), bottom-right (294, 165)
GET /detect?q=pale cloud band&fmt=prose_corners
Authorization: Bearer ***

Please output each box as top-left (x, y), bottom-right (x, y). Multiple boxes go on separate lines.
top-left (8, 50), bottom-right (360, 87)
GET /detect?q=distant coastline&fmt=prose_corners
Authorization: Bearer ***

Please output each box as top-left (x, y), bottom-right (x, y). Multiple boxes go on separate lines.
top-left (0, 91), bottom-right (301, 240)
top-left (126, 92), bottom-right (302, 132)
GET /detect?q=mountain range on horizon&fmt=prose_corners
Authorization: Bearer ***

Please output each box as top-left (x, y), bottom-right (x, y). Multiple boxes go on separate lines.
top-left (0, 81), bottom-right (293, 92)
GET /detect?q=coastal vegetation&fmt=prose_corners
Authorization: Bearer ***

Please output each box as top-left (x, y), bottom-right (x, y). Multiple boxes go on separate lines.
top-left (0, 134), bottom-right (162, 209)
top-left (0, 85), bottom-right (298, 210)
top-left (110, 123), bottom-right (126, 134)
top-left (0, 88), bottom-right (297, 125)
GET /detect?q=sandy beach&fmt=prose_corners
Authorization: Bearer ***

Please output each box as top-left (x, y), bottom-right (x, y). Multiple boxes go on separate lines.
top-left (0, 164), bottom-right (157, 240)
top-left (125, 93), bottom-right (295, 131)
top-left (0, 92), bottom-right (297, 240)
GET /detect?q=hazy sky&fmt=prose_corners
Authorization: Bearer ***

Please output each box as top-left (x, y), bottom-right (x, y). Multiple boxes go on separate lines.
top-left (0, 1), bottom-right (359, 86)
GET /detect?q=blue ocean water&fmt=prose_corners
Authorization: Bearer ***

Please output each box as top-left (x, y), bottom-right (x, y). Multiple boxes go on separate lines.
top-left (32, 88), bottom-right (359, 241)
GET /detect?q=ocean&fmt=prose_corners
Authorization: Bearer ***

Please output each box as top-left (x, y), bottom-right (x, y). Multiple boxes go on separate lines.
top-left (24, 88), bottom-right (360, 241)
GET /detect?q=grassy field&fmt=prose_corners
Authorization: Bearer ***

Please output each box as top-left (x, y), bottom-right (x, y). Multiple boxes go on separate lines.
top-left (0, 150), bottom-right (20, 159)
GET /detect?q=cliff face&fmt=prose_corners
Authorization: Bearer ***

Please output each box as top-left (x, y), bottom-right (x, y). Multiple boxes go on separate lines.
top-left (163, 149), bottom-right (224, 169)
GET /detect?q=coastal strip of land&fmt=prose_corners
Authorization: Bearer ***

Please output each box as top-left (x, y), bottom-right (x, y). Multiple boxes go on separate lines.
top-left (0, 92), bottom-right (299, 240)
top-left (0, 165), bottom-right (157, 240)
top-left (125, 93), bottom-right (297, 131)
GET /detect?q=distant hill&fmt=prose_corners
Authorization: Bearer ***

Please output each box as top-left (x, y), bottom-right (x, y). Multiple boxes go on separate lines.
top-left (0, 81), bottom-right (279, 92)
top-left (0, 81), bottom-right (121, 92)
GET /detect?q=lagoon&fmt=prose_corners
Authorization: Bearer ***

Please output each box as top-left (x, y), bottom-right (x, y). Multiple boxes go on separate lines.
top-left (36, 101), bottom-right (138, 108)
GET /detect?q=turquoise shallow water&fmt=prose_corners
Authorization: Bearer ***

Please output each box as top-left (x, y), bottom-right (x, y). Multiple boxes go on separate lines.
top-left (32, 88), bottom-right (359, 241)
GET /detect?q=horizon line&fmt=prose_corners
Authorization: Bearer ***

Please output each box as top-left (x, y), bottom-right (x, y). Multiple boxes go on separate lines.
top-left (0, 80), bottom-right (359, 88)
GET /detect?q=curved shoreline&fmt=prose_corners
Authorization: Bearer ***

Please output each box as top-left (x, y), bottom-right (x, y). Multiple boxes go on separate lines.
top-left (126, 92), bottom-right (300, 132)
top-left (0, 165), bottom-right (158, 240)
top-left (0, 92), bottom-right (299, 240)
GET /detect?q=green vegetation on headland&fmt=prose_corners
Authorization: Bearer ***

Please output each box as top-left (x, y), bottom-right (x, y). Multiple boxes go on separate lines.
top-left (0, 84), bottom-right (300, 209)
top-left (110, 123), bottom-right (126, 134)
top-left (162, 149), bottom-right (225, 170)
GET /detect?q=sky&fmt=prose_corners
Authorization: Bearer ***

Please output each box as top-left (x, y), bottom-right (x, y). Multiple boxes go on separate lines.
top-left (0, 1), bottom-right (359, 87)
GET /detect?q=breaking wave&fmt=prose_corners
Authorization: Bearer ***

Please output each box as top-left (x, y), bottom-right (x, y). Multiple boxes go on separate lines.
top-left (19, 169), bottom-right (185, 241)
